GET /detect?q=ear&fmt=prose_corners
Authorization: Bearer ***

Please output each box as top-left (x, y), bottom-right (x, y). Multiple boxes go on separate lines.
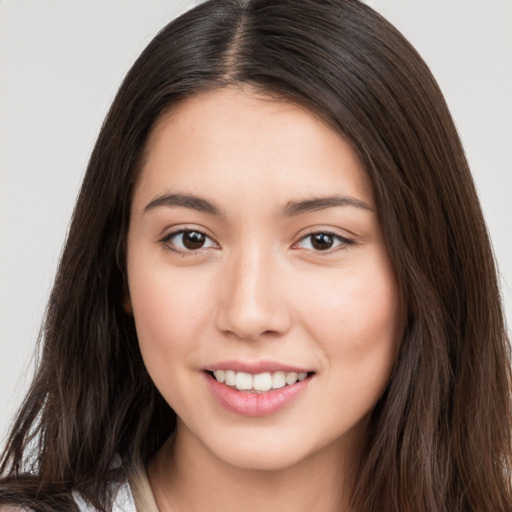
top-left (123, 295), bottom-right (133, 315)
top-left (122, 285), bottom-right (133, 315)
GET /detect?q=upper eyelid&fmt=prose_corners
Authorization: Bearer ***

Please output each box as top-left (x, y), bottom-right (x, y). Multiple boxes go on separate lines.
top-left (297, 233), bottom-right (352, 243)
top-left (159, 227), bottom-right (353, 251)
top-left (297, 224), bottom-right (356, 238)
top-left (160, 228), bottom-right (219, 254)
top-left (295, 228), bottom-right (354, 243)
top-left (292, 231), bottom-right (355, 253)
top-left (160, 227), bottom-right (216, 242)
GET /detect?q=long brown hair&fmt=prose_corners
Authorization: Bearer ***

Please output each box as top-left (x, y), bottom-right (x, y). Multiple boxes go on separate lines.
top-left (1, 1), bottom-right (511, 510)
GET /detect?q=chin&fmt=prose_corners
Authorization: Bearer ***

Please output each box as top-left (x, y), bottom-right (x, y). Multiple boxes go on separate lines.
top-left (201, 427), bottom-right (341, 473)
top-left (212, 443), bottom-right (309, 472)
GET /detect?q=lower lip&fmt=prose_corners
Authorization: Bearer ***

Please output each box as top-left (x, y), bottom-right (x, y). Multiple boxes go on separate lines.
top-left (204, 372), bottom-right (312, 417)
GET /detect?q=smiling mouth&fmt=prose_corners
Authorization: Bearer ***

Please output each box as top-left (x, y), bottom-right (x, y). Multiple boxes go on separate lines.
top-left (206, 370), bottom-right (314, 393)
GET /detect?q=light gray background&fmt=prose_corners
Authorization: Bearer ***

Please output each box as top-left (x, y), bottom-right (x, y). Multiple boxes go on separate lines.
top-left (1, 0), bottom-right (511, 442)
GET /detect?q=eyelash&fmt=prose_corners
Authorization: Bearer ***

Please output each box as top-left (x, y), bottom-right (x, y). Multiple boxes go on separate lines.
top-left (160, 229), bottom-right (218, 256)
top-left (159, 229), bottom-right (354, 256)
top-left (293, 230), bottom-right (354, 253)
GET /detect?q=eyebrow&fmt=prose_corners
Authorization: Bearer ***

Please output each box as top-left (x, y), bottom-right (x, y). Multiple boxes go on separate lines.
top-left (143, 192), bottom-right (373, 217)
top-left (144, 193), bottom-right (223, 216)
top-left (281, 195), bottom-right (374, 216)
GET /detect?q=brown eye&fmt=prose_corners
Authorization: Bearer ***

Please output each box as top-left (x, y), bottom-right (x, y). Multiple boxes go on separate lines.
top-left (295, 232), bottom-right (353, 252)
top-left (310, 233), bottom-right (334, 250)
top-left (162, 229), bottom-right (217, 253)
top-left (182, 230), bottom-right (206, 250)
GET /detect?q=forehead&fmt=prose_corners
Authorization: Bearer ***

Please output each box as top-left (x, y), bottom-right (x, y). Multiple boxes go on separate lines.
top-left (134, 86), bottom-right (372, 210)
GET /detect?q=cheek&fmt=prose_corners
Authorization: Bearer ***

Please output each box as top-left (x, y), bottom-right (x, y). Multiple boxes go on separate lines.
top-left (128, 262), bottom-right (215, 368)
top-left (297, 252), bottom-right (400, 382)
top-left (128, 264), bottom-right (221, 414)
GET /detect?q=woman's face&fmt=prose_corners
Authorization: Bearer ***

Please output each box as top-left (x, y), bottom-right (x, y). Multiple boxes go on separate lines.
top-left (126, 87), bottom-right (401, 471)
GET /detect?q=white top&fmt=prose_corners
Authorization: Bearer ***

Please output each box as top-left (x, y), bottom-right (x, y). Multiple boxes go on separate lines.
top-left (0, 484), bottom-right (137, 512)
top-left (0, 462), bottom-right (159, 512)
top-left (73, 482), bottom-right (137, 512)
top-left (73, 465), bottom-right (160, 512)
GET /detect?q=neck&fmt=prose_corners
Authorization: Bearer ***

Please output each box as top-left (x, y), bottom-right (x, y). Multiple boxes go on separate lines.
top-left (148, 423), bottom-right (364, 512)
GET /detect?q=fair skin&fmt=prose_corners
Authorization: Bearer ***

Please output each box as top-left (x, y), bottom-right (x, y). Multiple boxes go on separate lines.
top-left (125, 87), bottom-right (401, 512)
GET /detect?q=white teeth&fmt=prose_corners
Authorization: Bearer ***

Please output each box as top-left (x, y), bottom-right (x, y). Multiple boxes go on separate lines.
top-left (225, 370), bottom-right (236, 386)
top-left (235, 371), bottom-right (253, 390)
top-left (212, 369), bottom-right (309, 391)
top-left (253, 372), bottom-right (272, 391)
top-left (271, 371), bottom-right (286, 389)
top-left (213, 370), bottom-right (225, 383)
top-left (285, 372), bottom-right (298, 385)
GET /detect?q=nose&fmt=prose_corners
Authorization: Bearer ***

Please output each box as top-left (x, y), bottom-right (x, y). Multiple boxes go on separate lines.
top-left (215, 247), bottom-right (292, 341)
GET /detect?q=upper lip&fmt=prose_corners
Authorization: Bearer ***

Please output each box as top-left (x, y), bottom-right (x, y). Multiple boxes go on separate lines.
top-left (205, 359), bottom-right (313, 374)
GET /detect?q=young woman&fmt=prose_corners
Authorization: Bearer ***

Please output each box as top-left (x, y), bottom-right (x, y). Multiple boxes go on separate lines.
top-left (1, 1), bottom-right (511, 511)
